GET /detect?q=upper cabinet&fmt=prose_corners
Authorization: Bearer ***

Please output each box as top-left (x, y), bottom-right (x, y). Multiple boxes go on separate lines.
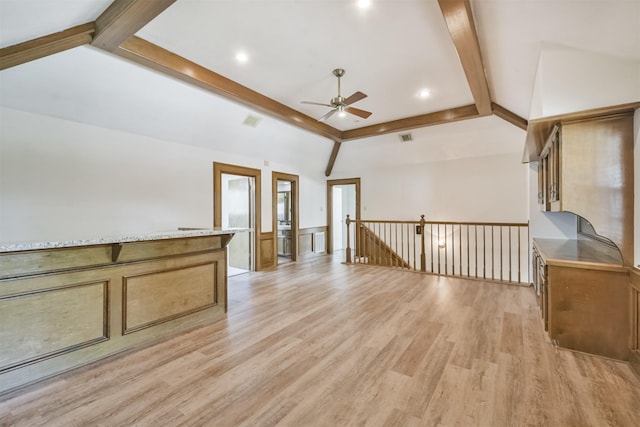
top-left (525, 103), bottom-right (638, 266)
top-left (537, 126), bottom-right (561, 212)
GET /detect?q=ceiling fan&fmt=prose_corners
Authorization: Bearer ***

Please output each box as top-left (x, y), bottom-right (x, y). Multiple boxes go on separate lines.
top-left (301, 68), bottom-right (372, 122)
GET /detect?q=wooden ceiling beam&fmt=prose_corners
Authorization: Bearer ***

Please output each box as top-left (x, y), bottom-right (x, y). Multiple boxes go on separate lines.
top-left (0, 22), bottom-right (95, 71)
top-left (341, 104), bottom-right (479, 141)
top-left (438, 0), bottom-right (492, 116)
top-left (491, 102), bottom-right (528, 130)
top-left (325, 142), bottom-right (342, 177)
top-left (92, 0), bottom-right (177, 52)
top-left (116, 37), bottom-right (343, 141)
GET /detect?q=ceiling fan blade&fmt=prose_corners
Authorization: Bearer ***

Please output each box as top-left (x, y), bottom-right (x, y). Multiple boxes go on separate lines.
top-left (301, 101), bottom-right (333, 107)
top-left (318, 109), bottom-right (337, 122)
top-left (343, 91), bottom-right (367, 105)
top-left (346, 106), bottom-right (372, 119)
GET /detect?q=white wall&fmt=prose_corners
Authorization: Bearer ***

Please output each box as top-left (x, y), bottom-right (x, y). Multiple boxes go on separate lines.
top-left (528, 163), bottom-right (577, 240)
top-left (333, 151), bottom-right (528, 223)
top-left (0, 107), bottom-right (327, 243)
top-left (530, 44), bottom-right (640, 119)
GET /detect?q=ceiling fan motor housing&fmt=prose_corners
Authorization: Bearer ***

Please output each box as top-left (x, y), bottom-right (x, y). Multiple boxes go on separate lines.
top-left (331, 96), bottom-right (346, 107)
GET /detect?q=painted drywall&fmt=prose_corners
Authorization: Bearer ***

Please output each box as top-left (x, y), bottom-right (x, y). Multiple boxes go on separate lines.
top-left (332, 151), bottom-right (528, 223)
top-left (528, 163), bottom-right (578, 240)
top-left (530, 44), bottom-right (640, 119)
top-left (0, 107), bottom-right (328, 243)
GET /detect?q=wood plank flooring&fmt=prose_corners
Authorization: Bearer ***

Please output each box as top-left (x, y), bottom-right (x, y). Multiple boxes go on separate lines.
top-left (1, 255), bottom-right (639, 426)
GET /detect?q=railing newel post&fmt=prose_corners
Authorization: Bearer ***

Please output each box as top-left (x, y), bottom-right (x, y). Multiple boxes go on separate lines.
top-left (420, 214), bottom-right (426, 272)
top-left (345, 214), bottom-right (352, 264)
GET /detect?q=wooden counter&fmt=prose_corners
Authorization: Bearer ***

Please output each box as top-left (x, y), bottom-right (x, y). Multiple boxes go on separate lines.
top-left (532, 238), bottom-right (629, 360)
top-left (0, 230), bottom-right (235, 395)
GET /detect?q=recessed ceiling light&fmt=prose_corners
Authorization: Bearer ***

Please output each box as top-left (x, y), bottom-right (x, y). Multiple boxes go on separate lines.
top-left (357, 0), bottom-right (371, 9)
top-left (235, 51), bottom-right (249, 63)
top-left (417, 88), bottom-right (431, 99)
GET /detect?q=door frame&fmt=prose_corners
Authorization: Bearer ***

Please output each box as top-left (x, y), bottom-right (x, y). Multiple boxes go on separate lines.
top-left (213, 162), bottom-right (262, 270)
top-left (272, 171), bottom-right (299, 262)
top-left (326, 178), bottom-right (361, 255)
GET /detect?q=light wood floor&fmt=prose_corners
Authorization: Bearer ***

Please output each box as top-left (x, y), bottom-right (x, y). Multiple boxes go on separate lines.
top-left (1, 255), bottom-right (639, 426)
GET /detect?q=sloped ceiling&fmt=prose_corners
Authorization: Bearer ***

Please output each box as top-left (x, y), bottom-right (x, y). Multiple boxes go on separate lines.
top-left (1, 0), bottom-right (639, 174)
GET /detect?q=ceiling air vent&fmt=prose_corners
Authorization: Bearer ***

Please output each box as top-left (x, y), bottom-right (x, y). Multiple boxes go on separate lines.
top-left (242, 114), bottom-right (262, 128)
top-left (398, 133), bottom-right (413, 143)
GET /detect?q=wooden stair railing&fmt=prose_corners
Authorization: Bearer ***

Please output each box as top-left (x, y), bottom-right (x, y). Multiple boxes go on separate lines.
top-left (357, 222), bottom-right (412, 269)
top-left (345, 215), bottom-right (530, 284)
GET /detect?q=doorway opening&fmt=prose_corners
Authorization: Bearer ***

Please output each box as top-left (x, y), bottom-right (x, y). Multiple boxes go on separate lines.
top-left (327, 178), bottom-right (361, 256)
top-left (272, 171), bottom-right (299, 266)
top-left (214, 163), bottom-right (262, 276)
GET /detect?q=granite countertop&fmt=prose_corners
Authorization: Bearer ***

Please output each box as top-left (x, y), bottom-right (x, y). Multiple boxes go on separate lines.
top-left (533, 238), bottom-right (626, 272)
top-left (0, 228), bottom-right (247, 253)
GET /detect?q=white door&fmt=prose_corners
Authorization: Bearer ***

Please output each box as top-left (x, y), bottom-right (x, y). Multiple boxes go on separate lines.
top-left (222, 173), bottom-right (255, 276)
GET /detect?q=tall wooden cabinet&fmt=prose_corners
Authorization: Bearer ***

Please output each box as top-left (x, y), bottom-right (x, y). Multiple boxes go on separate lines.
top-left (525, 103), bottom-right (638, 362)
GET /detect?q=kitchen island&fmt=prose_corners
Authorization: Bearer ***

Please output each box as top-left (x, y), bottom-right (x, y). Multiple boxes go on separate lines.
top-left (0, 229), bottom-right (237, 395)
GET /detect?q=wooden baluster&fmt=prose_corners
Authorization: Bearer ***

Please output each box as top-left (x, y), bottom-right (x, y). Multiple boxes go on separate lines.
top-left (491, 226), bottom-right (495, 281)
top-left (509, 226), bottom-right (513, 282)
top-left (483, 225), bottom-right (486, 280)
top-left (355, 222), bottom-right (359, 263)
top-left (475, 225), bottom-right (478, 278)
top-left (412, 223), bottom-right (416, 270)
top-left (518, 225), bottom-right (522, 283)
top-left (395, 223), bottom-right (398, 268)
top-left (452, 224), bottom-right (456, 276)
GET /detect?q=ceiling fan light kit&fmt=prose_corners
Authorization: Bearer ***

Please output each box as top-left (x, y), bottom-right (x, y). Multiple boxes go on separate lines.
top-left (301, 68), bottom-right (372, 122)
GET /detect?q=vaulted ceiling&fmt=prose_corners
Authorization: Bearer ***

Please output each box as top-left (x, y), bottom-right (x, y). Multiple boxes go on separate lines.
top-left (1, 0), bottom-right (638, 175)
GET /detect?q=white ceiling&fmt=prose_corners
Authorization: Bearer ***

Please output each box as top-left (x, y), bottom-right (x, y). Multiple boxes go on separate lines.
top-left (1, 0), bottom-right (639, 168)
top-left (136, 0), bottom-right (472, 130)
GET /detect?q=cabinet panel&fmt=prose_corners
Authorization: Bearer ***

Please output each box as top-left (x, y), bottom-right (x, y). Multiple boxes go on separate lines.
top-left (533, 239), bottom-right (628, 359)
top-left (0, 280), bottom-right (108, 372)
top-left (548, 265), bottom-right (628, 360)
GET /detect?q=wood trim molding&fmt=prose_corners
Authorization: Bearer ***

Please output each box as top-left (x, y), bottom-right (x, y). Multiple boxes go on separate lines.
top-left (341, 104), bottom-right (479, 141)
top-left (0, 22), bottom-right (95, 71)
top-left (213, 162), bottom-right (264, 270)
top-left (491, 102), bottom-right (528, 130)
top-left (116, 36), bottom-right (342, 141)
top-left (326, 178), bottom-right (361, 255)
top-left (437, 0), bottom-right (491, 116)
top-left (92, 0), bottom-right (177, 52)
top-left (272, 171), bottom-right (300, 263)
top-left (630, 268), bottom-right (640, 377)
top-left (325, 142), bottom-right (342, 177)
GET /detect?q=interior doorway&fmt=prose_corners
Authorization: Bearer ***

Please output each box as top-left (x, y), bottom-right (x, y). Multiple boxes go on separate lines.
top-left (272, 171), bottom-right (299, 265)
top-left (327, 178), bottom-right (361, 255)
top-left (214, 163), bottom-right (262, 276)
